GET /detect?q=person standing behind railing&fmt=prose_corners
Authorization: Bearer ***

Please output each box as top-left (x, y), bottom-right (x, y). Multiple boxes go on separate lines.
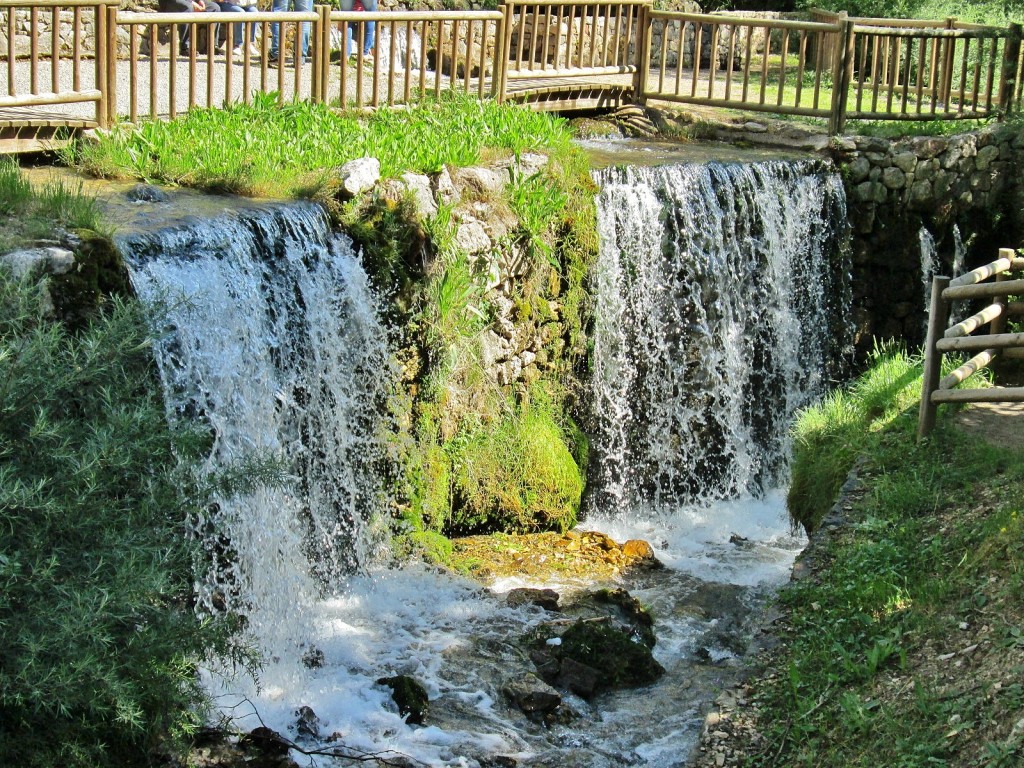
top-left (269, 0), bottom-right (311, 62)
top-left (214, 0), bottom-right (259, 57)
top-left (158, 0), bottom-right (221, 56)
top-left (340, 0), bottom-right (375, 58)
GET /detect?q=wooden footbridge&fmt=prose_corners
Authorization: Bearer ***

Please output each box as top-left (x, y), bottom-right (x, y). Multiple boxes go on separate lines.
top-left (2, 0), bottom-right (1022, 152)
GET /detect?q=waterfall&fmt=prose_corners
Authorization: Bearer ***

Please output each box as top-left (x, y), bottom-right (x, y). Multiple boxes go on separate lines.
top-left (591, 160), bottom-right (849, 515)
top-left (117, 202), bottom-right (394, 663)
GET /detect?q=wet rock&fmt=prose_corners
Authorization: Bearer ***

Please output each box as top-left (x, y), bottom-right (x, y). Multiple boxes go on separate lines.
top-left (301, 645), bottom-right (325, 669)
top-left (377, 674), bottom-right (429, 725)
top-left (556, 655), bottom-right (602, 698)
top-left (507, 587), bottom-right (560, 611)
top-left (238, 727), bottom-right (298, 767)
top-left (531, 618), bottom-right (665, 699)
top-left (621, 538), bottom-right (660, 567)
top-left (294, 705), bottom-right (320, 741)
top-left (125, 183), bottom-right (170, 203)
top-left (502, 672), bottom-right (562, 715)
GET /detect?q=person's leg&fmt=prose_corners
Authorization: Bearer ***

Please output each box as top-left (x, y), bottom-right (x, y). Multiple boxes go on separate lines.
top-left (214, 1), bottom-right (242, 48)
top-left (269, 0), bottom-right (288, 57)
top-left (293, 0), bottom-right (311, 58)
top-left (362, 0), bottom-right (376, 54)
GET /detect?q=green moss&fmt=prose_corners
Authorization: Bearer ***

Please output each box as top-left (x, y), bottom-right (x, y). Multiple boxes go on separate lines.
top-left (49, 230), bottom-right (131, 331)
top-left (448, 391), bottom-right (584, 534)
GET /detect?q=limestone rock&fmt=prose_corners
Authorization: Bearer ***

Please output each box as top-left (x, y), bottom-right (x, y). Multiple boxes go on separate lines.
top-left (400, 172), bottom-right (438, 219)
top-left (433, 166), bottom-right (459, 206)
top-left (452, 166), bottom-right (506, 198)
top-left (502, 672), bottom-right (562, 715)
top-left (1, 246), bottom-right (75, 279)
top-left (455, 218), bottom-right (492, 254)
top-left (338, 156), bottom-right (380, 197)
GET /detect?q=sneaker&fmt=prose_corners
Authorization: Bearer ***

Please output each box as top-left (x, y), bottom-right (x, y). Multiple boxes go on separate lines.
top-left (232, 46), bottom-right (244, 57)
top-left (247, 42), bottom-right (261, 58)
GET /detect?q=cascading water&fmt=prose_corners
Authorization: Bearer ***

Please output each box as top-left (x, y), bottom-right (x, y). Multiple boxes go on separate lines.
top-left (118, 202), bottom-right (394, 668)
top-left (590, 160), bottom-right (849, 516)
top-left (114, 155), bottom-right (851, 767)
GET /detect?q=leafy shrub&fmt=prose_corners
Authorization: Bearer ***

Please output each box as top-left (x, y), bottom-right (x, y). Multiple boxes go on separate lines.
top-left (0, 272), bottom-right (237, 767)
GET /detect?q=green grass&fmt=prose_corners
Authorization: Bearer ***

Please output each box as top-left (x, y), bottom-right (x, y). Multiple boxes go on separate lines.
top-left (0, 158), bottom-right (105, 254)
top-left (787, 343), bottom-right (989, 531)
top-left (754, 342), bottom-right (1024, 767)
top-left (69, 93), bottom-right (573, 198)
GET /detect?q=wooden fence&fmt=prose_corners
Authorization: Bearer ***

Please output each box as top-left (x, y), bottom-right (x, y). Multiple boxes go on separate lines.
top-left (918, 248), bottom-right (1024, 438)
top-left (2, 0), bottom-right (1023, 149)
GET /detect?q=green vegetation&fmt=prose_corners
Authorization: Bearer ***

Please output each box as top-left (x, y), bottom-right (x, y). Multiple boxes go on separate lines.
top-left (69, 93), bottom-right (572, 199)
top-left (0, 164), bottom-right (259, 768)
top-left (753, 348), bottom-right (1024, 768)
top-left (69, 95), bottom-right (597, 544)
top-left (787, 344), bottom-right (989, 531)
top-left (0, 159), bottom-right (104, 254)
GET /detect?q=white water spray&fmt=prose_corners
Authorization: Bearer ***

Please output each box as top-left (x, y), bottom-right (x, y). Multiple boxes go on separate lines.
top-left (590, 161), bottom-right (849, 515)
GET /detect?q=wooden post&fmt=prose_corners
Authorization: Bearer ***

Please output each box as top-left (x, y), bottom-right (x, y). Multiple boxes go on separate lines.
top-left (632, 1), bottom-right (652, 105)
top-left (496, 2), bottom-right (513, 103)
top-left (828, 17), bottom-right (854, 134)
top-left (106, 4), bottom-right (118, 127)
top-left (918, 274), bottom-right (952, 439)
top-left (315, 4), bottom-right (331, 103)
top-left (94, 3), bottom-right (107, 128)
top-left (999, 23), bottom-right (1022, 116)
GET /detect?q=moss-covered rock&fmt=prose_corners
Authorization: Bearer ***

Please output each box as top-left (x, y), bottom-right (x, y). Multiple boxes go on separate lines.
top-left (376, 675), bottom-right (429, 725)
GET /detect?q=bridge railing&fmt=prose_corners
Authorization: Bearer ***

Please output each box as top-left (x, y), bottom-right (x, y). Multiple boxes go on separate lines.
top-left (2, 0), bottom-right (1023, 142)
top-left (1, 0), bottom-right (116, 128)
top-left (640, 11), bottom-right (843, 124)
top-left (918, 249), bottom-right (1024, 438)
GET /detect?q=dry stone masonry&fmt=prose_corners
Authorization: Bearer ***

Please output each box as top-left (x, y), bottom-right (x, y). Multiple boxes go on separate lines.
top-left (830, 124), bottom-right (1024, 354)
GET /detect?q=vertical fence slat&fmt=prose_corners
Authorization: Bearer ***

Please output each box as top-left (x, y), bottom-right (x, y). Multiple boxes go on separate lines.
top-left (757, 24), bottom-right (768, 104)
top-left (29, 6), bottom-right (38, 94)
top-left (49, 6), bottom-right (58, 95)
top-left (741, 22), bottom-right (753, 102)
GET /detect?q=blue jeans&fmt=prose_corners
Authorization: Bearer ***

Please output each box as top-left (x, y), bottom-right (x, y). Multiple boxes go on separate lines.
top-left (215, 2), bottom-right (258, 46)
top-left (345, 0), bottom-right (375, 55)
top-left (270, 0), bottom-right (310, 58)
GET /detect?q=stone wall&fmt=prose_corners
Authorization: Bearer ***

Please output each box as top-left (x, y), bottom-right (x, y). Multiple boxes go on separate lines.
top-left (829, 124), bottom-right (1024, 356)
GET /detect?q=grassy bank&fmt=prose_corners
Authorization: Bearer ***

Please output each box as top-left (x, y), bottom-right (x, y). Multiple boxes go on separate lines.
top-left (747, 347), bottom-right (1024, 767)
top-left (69, 94), bottom-right (573, 199)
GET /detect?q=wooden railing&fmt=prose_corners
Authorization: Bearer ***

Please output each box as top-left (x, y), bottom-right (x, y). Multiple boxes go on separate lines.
top-left (918, 248), bottom-right (1024, 438)
top-left (640, 12), bottom-right (844, 124)
top-left (2, 0), bottom-right (1023, 142)
top-left (1, 0), bottom-right (116, 128)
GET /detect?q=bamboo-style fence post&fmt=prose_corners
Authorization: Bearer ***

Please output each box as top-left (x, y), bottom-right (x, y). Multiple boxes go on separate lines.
top-left (918, 274), bottom-right (952, 439)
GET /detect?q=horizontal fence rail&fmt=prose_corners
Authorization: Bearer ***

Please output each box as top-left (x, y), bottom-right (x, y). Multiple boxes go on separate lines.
top-left (919, 248), bottom-right (1024, 438)
top-left (2, 0), bottom-right (1023, 147)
